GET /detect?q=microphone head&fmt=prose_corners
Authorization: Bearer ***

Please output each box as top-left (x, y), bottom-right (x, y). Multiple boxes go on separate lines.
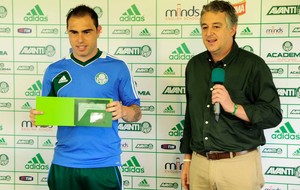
top-left (211, 68), bottom-right (225, 83)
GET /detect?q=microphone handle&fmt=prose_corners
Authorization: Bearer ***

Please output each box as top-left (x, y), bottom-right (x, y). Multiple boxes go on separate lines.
top-left (214, 102), bottom-right (220, 122)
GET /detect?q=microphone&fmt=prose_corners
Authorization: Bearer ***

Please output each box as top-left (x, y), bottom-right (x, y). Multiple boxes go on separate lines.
top-left (211, 68), bottom-right (225, 122)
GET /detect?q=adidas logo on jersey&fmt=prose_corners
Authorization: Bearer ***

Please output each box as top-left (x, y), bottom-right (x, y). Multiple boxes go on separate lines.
top-left (58, 76), bottom-right (68, 83)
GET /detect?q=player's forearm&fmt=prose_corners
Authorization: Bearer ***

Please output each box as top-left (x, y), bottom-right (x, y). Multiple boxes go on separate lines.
top-left (122, 104), bottom-right (142, 122)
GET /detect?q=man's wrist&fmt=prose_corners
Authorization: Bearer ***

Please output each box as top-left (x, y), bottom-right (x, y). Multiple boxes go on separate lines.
top-left (232, 103), bottom-right (238, 115)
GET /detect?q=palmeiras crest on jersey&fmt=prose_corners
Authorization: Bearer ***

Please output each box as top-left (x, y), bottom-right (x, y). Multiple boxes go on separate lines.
top-left (95, 72), bottom-right (108, 85)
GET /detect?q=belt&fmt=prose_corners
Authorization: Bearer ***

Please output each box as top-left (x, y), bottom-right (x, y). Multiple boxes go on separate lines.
top-left (196, 148), bottom-right (257, 160)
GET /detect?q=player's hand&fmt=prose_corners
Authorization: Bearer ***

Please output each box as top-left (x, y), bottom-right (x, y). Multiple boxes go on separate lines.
top-left (106, 101), bottom-right (123, 120)
top-left (29, 109), bottom-right (43, 126)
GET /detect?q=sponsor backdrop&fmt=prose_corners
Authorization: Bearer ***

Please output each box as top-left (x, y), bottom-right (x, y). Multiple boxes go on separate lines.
top-left (0, 0), bottom-right (299, 189)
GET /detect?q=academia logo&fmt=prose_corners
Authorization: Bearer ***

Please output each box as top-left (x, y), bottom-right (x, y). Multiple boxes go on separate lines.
top-left (165, 4), bottom-right (200, 21)
top-left (162, 86), bottom-right (186, 95)
top-left (240, 27), bottom-right (253, 35)
top-left (139, 28), bottom-right (151, 36)
top-left (115, 45), bottom-right (151, 57)
top-left (160, 182), bottom-right (179, 189)
top-left (20, 45), bottom-right (56, 57)
top-left (138, 179), bottom-right (150, 187)
top-left (24, 4), bottom-right (48, 22)
top-left (0, 6), bottom-right (7, 18)
top-left (164, 105), bottom-right (176, 114)
top-left (267, 5), bottom-right (300, 15)
top-left (169, 43), bottom-right (193, 60)
top-left (277, 87), bottom-right (300, 98)
top-left (120, 4), bottom-right (145, 22)
top-left (0, 50), bottom-right (8, 56)
top-left (289, 66), bottom-right (300, 76)
top-left (25, 80), bottom-right (42, 97)
top-left (122, 156), bottom-right (145, 173)
top-left (118, 121), bottom-right (152, 134)
top-left (190, 28), bottom-right (201, 36)
top-left (0, 154), bottom-right (9, 166)
top-left (0, 63), bottom-right (6, 70)
top-left (265, 166), bottom-right (300, 178)
top-left (271, 121), bottom-right (300, 140)
top-left (169, 120), bottom-right (184, 137)
top-left (21, 102), bottom-right (32, 110)
top-left (25, 153), bottom-right (49, 170)
top-left (163, 67), bottom-right (176, 75)
top-left (0, 81), bottom-right (9, 93)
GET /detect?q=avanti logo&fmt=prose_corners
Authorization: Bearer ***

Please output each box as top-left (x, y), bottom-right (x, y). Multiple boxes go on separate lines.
top-left (25, 153), bottom-right (49, 170)
top-left (265, 166), bottom-right (300, 178)
top-left (0, 102), bottom-right (11, 108)
top-left (122, 156), bottom-right (145, 173)
top-left (120, 4), bottom-right (144, 22)
top-left (0, 27), bottom-right (10, 33)
top-left (112, 29), bottom-right (130, 35)
top-left (135, 67), bottom-right (154, 74)
top-left (161, 29), bottom-right (180, 35)
top-left (0, 175), bottom-right (11, 181)
top-left (135, 143), bottom-right (153, 150)
top-left (267, 5), bottom-right (300, 15)
top-left (138, 179), bottom-right (150, 187)
top-left (169, 120), bottom-right (184, 136)
top-left (271, 121), bottom-right (300, 140)
top-left (277, 87), bottom-right (300, 98)
top-left (140, 105), bottom-right (155, 112)
top-left (20, 45), bottom-right (56, 57)
top-left (17, 139), bottom-right (34, 145)
top-left (169, 43), bottom-right (193, 60)
top-left (24, 4), bottom-right (48, 22)
top-left (162, 86), bottom-right (186, 95)
top-left (115, 45), bottom-right (151, 57)
top-left (262, 148), bottom-right (282, 154)
top-left (164, 105), bottom-right (175, 113)
top-left (160, 182), bottom-right (179, 189)
top-left (41, 28), bottom-right (59, 34)
top-left (118, 121), bottom-right (152, 134)
top-left (163, 67), bottom-right (175, 75)
top-left (25, 80), bottom-right (42, 96)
